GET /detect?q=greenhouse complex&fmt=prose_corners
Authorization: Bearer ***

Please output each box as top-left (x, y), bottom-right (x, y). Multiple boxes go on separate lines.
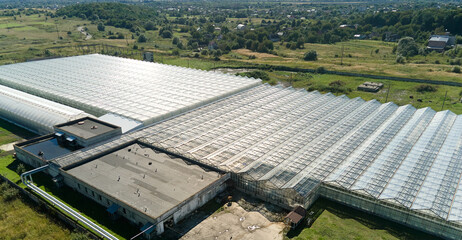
top-left (1, 54), bottom-right (462, 239)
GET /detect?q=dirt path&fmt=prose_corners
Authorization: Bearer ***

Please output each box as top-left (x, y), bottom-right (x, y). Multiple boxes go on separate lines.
top-left (77, 26), bottom-right (92, 40)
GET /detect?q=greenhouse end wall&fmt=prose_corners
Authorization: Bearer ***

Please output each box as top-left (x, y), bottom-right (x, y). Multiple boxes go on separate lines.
top-left (320, 184), bottom-right (462, 240)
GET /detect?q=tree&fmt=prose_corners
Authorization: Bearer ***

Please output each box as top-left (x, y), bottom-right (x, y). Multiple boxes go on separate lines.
top-left (304, 50), bottom-right (318, 61)
top-left (137, 34), bottom-right (147, 43)
top-left (97, 22), bottom-right (105, 31)
top-left (397, 37), bottom-right (419, 57)
top-left (160, 30), bottom-right (172, 38)
top-left (144, 21), bottom-right (156, 31)
top-left (172, 37), bottom-right (179, 45)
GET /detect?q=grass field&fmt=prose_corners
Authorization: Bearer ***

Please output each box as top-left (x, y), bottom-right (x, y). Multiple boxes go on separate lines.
top-left (0, 184), bottom-right (73, 240)
top-left (0, 155), bottom-right (138, 240)
top-left (0, 119), bottom-right (36, 146)
top-left (286, 199), bottom-right (440, 240)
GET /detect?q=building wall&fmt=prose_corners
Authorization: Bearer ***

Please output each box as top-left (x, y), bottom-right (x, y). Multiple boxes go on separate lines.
top-left (60, 170), bottom-right (229, 235)
top-left (320, 185), bottom-right (462, 240)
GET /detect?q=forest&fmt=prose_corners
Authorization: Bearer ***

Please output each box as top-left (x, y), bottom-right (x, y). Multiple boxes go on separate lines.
top-left (54, 2), bottom-right (462, 55)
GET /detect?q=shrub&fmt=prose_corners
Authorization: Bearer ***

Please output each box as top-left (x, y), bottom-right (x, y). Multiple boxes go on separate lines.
top-left (329, 80), bottom-right (346, 87)
top-left (396, 55), bottom-right (405, 64)
top-left (70, 232), bottom-right (92, 240)
top-left (416, 84), bottom-right (437, 93)
top-left (249, 55), bottom-right (256, 60)
top-left (137, 34), bottom-right (146, 43)
top-left (238, 71), bottom-right (270, 81)
top-left (0, 183), bottom-right (18, 202)
top-left (450, 58), bottom-right (461, 65)
top-left (397, 37), bottom-right (419, 57)
top-left (97, 22), bottom-right (105, 31)
top-left (16, 163), bottom-right (26, 175)
top-left (303, 50), bottom-right (318, 61)
top-left (172, 49), bottom-right (179, 56)
top-left (453, 66), bottom-right (461, 74)
top-left (201, 49), bottom-right (208, 56)
top-left (316, 66), bottom-right (326, 74)
top-left (172, 37), bottom-right (179, 45)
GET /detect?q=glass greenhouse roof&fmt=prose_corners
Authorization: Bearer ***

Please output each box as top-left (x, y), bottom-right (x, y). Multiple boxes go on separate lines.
top-left (52, 84), bottom-right (462, 226)
top-left (0, 85), bottom-right (88, 134)
top-left (0, 54), bottom-right (260, 124)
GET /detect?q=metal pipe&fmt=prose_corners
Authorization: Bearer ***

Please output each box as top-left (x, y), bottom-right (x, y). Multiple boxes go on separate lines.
top-left (21, 165), bottom-right (119, 240)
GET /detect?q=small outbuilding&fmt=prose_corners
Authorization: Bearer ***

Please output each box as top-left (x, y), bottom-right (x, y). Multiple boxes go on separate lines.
top-left (285, 206), bottom-right (307, 228)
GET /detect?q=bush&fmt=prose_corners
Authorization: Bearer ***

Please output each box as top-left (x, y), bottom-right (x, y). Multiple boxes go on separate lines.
top-left (316, 66), bottom-right (326, 74)
top-left (201, 49), bottom-right (208, 56)
top-left (172, 37), bottom-right (179, 45)
top-left (0, 183), bottom-right (18, 202)
top-left (329, 80), bottom-right (346, 87)
top-left (249, 55), bottom-right (256, 60)
top-left (97, 22), bottom-right (105, 31)
top-left (238, 71), bottom-right (270, 81)
top-left (194, 53), bottom-right (200, 58)
top-left (416, 84), bottom-right (437, 93)
top-left (453, 66), bottom-right (461, 74)
top-left (16, 163), bottom-right (26, 175)
top-left (397, 37), bottom-right (419, 57)
top-left (172, 49), bottom-right (179, 56)
top-left (70, 232), bottom-right (92, 240)
top-left (303, 50), bottom-right (318, 61)
top-left (450, 58), bottom-right (461, 65)
top-left (137, 34), bottom-right (146, 43)
top-left (160, 30), bottom-right (172, 38)
top-left (396, 55), bottom-right (406, 64)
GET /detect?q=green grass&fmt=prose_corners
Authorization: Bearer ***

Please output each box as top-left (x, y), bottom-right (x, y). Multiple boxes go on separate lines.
top-left (0, 154), bottom-right (138, 240)
top-left (0, 183), bottom-right (73, 240)
top-left (264, 72), bottom-right (462, 114)
top-left (286, 199), bottom-right (439, 240)
top-left (0, 118), bottom-right (36, 146)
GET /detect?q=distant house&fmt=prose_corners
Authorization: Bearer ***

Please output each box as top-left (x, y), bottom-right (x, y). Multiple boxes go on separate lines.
top-left (384, 32), bottom-right (400, 42)
top-left (354, 34), bottom-right (366, 40)
top-left (236, 24), bottom-right (246, 31)
top-left (427, 35), bottom-right (456, 51)
top-left (284, 206), bottom-right (306, 229)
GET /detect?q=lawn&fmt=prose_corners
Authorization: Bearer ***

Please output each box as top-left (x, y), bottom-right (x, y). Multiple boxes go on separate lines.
top-left (0, 118), bottom-right (36, 146)
top-left (286, 199), bottom-right (439, 240)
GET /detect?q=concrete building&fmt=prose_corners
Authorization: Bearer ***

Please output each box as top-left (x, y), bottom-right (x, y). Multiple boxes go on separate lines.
top-left (60, 143), bottom-right (229, 238)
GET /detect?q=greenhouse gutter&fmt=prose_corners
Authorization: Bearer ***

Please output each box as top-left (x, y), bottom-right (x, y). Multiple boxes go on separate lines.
top-left (21, 165), bottom-right (119, 240)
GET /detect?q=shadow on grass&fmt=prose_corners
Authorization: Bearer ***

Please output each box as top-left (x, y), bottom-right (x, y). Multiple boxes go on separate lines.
top-left (286, 198), bottom-right (441, 240)
top-left (0, 118), bottom-right (37, 140)
top-left (30, 171), bottom-right (139, 239)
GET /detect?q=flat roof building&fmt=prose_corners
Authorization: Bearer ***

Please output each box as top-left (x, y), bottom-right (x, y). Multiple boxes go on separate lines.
top-left (61, 143), bottom-right (229, 237)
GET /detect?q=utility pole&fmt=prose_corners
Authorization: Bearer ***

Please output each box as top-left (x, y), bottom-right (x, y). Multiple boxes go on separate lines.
top-left (385, 83), bottom-right (391, 102)
top-left (441, 90), bottom-right (448, 111)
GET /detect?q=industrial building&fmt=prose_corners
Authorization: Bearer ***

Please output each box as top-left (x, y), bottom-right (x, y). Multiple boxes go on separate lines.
top-left (1, 54), bottom-right (462, 239)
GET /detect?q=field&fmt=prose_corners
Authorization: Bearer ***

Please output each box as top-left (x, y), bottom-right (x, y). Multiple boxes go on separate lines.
top-left (0, 119), bottom-right (36, 146)
top-left (287, 199), bottom-right (439, 240)
top-left (0, 182), bottom-right (73, 240)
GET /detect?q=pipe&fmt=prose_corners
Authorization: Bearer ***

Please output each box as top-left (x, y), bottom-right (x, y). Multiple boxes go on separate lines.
top-left (21, 165), bottom-right (119, 240)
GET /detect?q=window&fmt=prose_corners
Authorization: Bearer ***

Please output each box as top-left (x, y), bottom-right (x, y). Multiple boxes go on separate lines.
top-left (123, 208), bottom-right (127, 214)
top-left (98, 194), bottom-right (102, 201)
top-left (77, 183), bottom-right (81, 190)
